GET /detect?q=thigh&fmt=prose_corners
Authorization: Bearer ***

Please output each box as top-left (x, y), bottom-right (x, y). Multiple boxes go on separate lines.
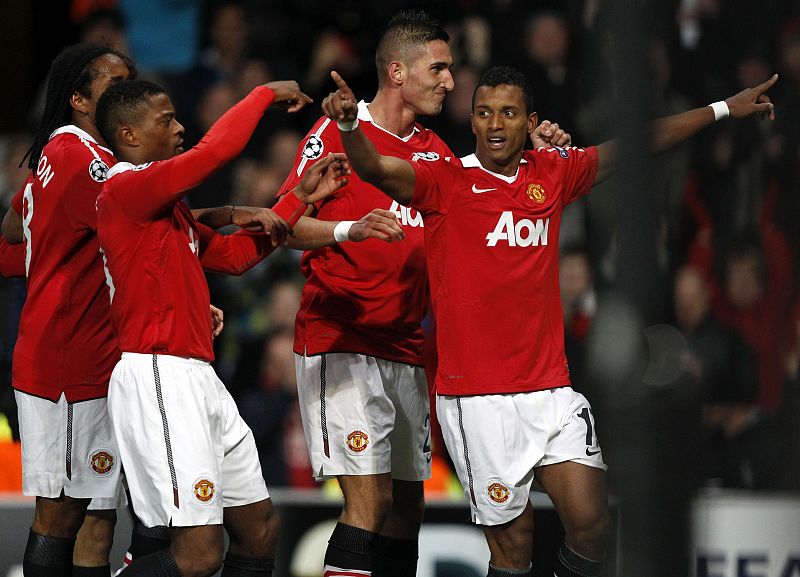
top-left (535, 460), bottom-right (608, 535)
top-left (16, 390), bottom-right (69, 498)
top-left (295, 352), bottom-right (394, 480)
top-left (383, 362), bottom-right (431, 482)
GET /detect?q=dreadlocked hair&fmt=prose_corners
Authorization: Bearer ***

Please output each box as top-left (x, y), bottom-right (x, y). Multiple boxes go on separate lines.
top-left (25, 43), bottom-right (135, 170)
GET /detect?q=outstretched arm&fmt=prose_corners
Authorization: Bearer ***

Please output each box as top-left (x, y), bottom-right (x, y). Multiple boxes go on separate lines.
top-left (323, 71), bottom-right (417, 205)
top-left (287, 208), bottom-right (405, 250)
top-left (594, 74), bottom-right (778, 184)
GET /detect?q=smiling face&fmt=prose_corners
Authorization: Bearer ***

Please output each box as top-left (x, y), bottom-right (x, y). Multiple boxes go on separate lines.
top-left (399, 40), bottom-right (454, 117)
top-left (471, 84), bottom-right (537, 176)
top-left (126, 92), bottom-right (185, 164)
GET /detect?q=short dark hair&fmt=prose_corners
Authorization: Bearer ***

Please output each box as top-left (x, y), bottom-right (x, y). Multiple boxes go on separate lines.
top-left (472, 66), bottom-right (536, 115)
top-left (375, 10), bottom-right (449, 85)
top-left (96, 79), bottom-right (166, 151)
top-left (26, 43), bottom-right (135, 170)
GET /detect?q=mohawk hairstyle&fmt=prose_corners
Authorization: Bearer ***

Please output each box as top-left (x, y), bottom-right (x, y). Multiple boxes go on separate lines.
top-left (375, 9), bottom-right (449, 85)
top-left (473, 66), bottom-right (536, 115)
top-left (96, 79), bottom-right (166, 152)
top-left (25, 43), bottom-right (135, 170)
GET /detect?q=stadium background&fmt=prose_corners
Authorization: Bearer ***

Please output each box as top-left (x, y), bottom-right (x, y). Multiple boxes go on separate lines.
top-left (1, 0), bottom-right (800, 575)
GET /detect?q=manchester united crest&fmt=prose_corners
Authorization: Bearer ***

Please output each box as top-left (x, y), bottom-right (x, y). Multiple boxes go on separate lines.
top-left (346, 429), bottom-right (369, 453)
top-left (486, 480), bottom-right (510, 504)
top-left (88, 449), bottom-right (114, 476)
top-left (526, 183), bottom-right (545, 203)
top-left (193, 478), bottom-right (216, 503)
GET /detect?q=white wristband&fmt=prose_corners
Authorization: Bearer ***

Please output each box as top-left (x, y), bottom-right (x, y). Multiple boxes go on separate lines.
top-left (337, 118), bottom-right (359, 132)
top-left (333, 220), bottom-right (355, 243)
top-left (709, 101), bottom-right (729, 121)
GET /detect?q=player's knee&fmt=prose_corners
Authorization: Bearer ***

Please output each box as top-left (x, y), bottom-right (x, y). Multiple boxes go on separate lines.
top-left (176, 548), bottom-right (223, 577)
top-left (33, 497), bottom-right (90, 537)
top-left (570, 508), bottom-right (612, 557)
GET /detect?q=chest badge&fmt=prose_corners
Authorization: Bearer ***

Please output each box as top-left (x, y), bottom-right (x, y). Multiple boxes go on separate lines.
top-left (526, 183), bottom-right (545, 204)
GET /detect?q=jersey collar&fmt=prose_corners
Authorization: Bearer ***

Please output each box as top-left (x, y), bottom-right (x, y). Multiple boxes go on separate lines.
top-left (358, 101), bottom-right (420, 143)
top-left (49, 125), bottom-right (115, 155)
top-left (459, 153), bottom-right (527, 184)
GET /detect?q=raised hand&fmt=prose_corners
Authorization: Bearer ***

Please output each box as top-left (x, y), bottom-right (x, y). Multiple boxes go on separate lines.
top-left (265, 80), bottom-right (313, 113)
top-left (322, 71), bottom-right (358, 123)
top-left (210, 304), bottom-right (224, 339)
top-left (531, 120), bottom-right (572, 149)
top-left (231, 206), bottom-right (292, 247)
top-left (349, 209), bottom-right (406, 243)
top-left (726, 74), bottom-right (778, 120)
top-left (292, 152), bottom-right (351, 205)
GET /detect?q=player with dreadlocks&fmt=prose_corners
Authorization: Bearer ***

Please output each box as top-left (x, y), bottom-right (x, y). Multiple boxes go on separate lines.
top-left (0, 42), bottom-right (135, 577)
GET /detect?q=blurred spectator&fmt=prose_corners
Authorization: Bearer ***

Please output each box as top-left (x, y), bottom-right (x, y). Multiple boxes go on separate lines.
top-left (559, 245), bottom-right (596, 391)
top-left (672, 265), bottom-right (771, 488)
top-left (233, 129), bottom-right (303, 208)
top-left (238, 329), bottom-right (315, 487)
top-left (78, 8), bottom-right (128, 53)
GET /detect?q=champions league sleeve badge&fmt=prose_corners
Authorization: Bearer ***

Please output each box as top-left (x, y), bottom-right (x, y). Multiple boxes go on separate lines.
top-left (302, 135), bottom-right (325, 160)
top-left (88, 158), bottom-right (110, 182)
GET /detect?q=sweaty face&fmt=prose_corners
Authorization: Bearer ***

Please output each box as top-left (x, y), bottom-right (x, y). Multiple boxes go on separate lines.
top-left (471, 84), bottom-right (535, 176)
top-left (401, 40), bottom-right (454, 117)
top-left (132, 93), bottom-right (185, 162)
top-left (84, 54), bottom-right (131, 124)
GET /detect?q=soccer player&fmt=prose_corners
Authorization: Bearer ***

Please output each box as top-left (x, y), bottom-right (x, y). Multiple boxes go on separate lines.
top-left (93, 77), bottom-right (347, 577)
top-left (0, 43), bottom-right (134, 577)
top-left (321, 67), bottom-right (777, 577)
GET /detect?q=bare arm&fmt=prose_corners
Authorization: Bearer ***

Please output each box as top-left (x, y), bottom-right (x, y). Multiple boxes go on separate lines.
top-left (594, 74), bottom-right (778, 185)
top-left (323, 71), bottom-right (417, 205)
top-left (287, 208), bottom-right (405, 250)
top-left (1, 206), bottom-right (23, 244)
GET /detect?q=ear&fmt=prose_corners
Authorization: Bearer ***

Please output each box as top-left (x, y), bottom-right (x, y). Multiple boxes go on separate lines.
top-left (527, 112), bottom-right (538, 134)
top-left (70, 91), bottom-right (91, 117)
top-left (387, 61), bottom-right (404, 87)
top-left (119, 125), bottom-right (138, 147)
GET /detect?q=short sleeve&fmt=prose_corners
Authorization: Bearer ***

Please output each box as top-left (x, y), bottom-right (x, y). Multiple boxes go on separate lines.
top-left (277, 117), bottom-right (341, 204)
top-left (553, 146), bottom-right (599, 206)
top-left (409, 156), bottom-right (457, 215)
top-left (61, 144), bottom-right (106, 230)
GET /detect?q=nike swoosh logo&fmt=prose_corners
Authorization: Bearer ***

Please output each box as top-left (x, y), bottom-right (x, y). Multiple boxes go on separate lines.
top-left (586, 448), bottom-right (601, 456)
top-left (472, 184), bottom-right (497, 194)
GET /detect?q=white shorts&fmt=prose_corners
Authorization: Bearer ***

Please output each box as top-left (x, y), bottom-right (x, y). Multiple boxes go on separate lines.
top-left (436, 387), bottom-right (607, 526)
top-left (15, 390), bottom-right (122, 503)
top-left (295, 352), bottom-right (431, 481)
top-left (108, 353), bottom-right (269, 528)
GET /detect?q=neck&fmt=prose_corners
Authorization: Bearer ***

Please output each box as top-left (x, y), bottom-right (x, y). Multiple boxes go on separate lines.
top-left (73, 116), bottom-right (106, 146)
top-left (368, 87), bottom-right (418, 138)
top-left (475, 149), bottom-right (524, 178)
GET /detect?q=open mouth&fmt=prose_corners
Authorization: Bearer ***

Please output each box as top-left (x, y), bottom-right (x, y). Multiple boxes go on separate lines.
top-left (487, 137), bottom-right (506, 149)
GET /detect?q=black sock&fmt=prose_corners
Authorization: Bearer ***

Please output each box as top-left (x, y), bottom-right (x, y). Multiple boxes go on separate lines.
top-left (373, 535), bottom-right (418, 577)
top-left (221, 552), bottom-right (274, 576)
top-left (72, 565), bottom-right (112, 576)
top-left (128, 518), bottom-right (171, 560)
top-left (120, 549), bottom-right (183, 577)
top-left (323, 523), bottom-right (379, 576)
top-left (23, 530), bottom-right (74, 577)
top-left (554, 544), bottom-right (603, 577)
top-left (487, 563), bottom-right (532, 577)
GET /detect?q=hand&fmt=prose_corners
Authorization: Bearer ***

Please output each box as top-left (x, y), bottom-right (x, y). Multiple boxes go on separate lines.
top-left (725, 73), bottom-right (778, 120)
top-left (210, 304), bottom-right (224, 339)
top-left (349, 209), bottom-right (406, 243)
top-left (232, 206), bottom-right (291, 247)
top-left (292, 152), bottom-right (350, 205)
top-left (322, 71), bottom-right (358, 123)
top-left (531, 120), bottom-right (571, 148)
top-left (265, 80), bottom-right (313, 113)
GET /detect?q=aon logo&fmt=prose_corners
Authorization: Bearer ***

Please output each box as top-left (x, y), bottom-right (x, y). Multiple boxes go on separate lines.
top-left (389, 200), bottom-right (424, 227)
top-left (486, 211), bottom-right (549, 247)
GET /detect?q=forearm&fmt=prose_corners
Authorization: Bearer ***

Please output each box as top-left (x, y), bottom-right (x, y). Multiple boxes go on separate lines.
top-left (340, 124), bottom-right (415, 204)
top-left (286, 215), bottom-right (338, 250)
top-left (1, 207), bottom-right (23, 244)
top-left (192, 205), bottom-right (234, 230)
top-left (201, 230), bottom-right (274, 276)
top-left (650, 106), bottom-right (715, 155)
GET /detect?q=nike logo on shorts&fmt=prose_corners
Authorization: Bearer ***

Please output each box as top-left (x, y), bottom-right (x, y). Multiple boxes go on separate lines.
top-left (472, 184), bottom-right (497, 194)
top-left (586, 448), bottom-right (601, 456)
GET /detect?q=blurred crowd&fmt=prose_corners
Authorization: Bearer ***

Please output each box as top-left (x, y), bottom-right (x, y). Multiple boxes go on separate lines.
top-left (1, 0), bottom-right (799, 494)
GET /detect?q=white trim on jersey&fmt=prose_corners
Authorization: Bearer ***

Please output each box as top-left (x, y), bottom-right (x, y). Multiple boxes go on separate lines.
top-left (460, 153), bottom-right (527, 184)
top-left (50, 125), bottom-right (115, 156)
top-left (296, 118), bottom-right (332, 177)
top-left (356, 100), bottom-right (420, 143)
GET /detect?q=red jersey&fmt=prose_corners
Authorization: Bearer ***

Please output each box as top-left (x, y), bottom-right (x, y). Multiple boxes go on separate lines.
top-left (280, 102), bottom-right (454, 365)
top-left (0, 236), bottom-right (25, 277)
top-left (12, 126), bottom-right (119, 402)
top-left (97, 86), bottom-right (281, 362)
top-left (410, 147), bottom-right (599, 395)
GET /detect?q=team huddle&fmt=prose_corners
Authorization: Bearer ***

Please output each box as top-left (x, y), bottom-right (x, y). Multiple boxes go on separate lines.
top-left (0, 9), bottom-right (778, 577)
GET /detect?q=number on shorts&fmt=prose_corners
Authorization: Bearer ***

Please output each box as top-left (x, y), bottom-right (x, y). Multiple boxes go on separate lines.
top-left (423, 413), bottom-right (431, 459)
top-left (577, 407), bottom-right (594, 447)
